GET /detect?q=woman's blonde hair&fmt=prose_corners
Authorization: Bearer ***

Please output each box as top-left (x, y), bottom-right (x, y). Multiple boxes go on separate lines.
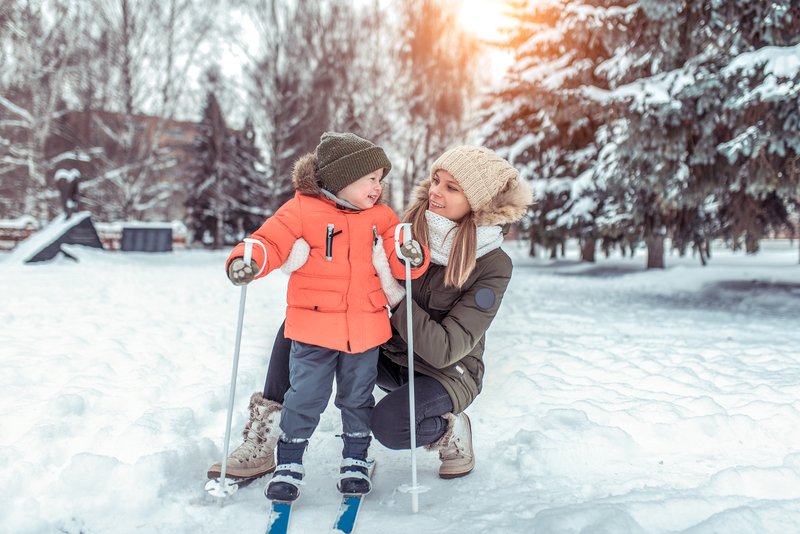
top-left (403, 194), bottom-right (477, 289)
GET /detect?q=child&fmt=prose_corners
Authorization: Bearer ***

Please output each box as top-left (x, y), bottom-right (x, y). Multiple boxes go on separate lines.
top-left (225, 132), bottom-right (429, 501)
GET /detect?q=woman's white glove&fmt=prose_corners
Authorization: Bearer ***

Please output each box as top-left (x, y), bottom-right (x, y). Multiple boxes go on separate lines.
top-left (398, 240), bottom-right (425, 267)
top-left (227, 257), bottom-right (259, 285)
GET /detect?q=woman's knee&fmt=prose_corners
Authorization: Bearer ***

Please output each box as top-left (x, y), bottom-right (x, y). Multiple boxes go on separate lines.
top-left (370, 397), bottom-right (407, 450)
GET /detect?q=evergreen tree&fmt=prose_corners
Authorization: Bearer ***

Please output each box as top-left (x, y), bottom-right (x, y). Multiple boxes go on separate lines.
top-left (480, 0), bottom-right (640, 262)
top-left (185, 91), bottom-right (233, 249)
top-left (185, 96), bottom-right (269, 248)
top-left (482, 0), bottom-right (800, 266)
top-left (226, 117), bottom-right (270, 243)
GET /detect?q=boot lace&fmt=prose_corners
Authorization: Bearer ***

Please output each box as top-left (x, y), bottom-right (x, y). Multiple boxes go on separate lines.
top-left (229, 436), bottom-right (266, 463)
top-left (439, 436), bottom-right (465, 461)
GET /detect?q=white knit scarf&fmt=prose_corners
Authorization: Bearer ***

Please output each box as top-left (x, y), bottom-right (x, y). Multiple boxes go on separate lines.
top-left (425, 210), bottom-right (504, 265)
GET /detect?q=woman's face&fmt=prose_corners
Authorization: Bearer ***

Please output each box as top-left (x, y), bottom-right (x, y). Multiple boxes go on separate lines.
top-left (428, 169), bottom-right (471, 222)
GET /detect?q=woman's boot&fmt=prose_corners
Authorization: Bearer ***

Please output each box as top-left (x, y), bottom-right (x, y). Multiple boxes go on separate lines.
top-left (207, 392), bottom-right (282, 480)
top-left (424, 412), bottom-right (474, 479)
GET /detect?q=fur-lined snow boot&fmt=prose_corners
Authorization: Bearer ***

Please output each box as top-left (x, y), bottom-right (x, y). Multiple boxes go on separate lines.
top-left (424, 412), bottom-right (474, 479)
top-left (265, 438), bottom-right (307, 501)
top-left (336, 434), bottom-right (372, 495)
top-left (207, 392), bottom-right (282, 480)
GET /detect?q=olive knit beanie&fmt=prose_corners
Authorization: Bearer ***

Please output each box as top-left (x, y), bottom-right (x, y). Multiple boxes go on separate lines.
top-left (315, 132), bottom-right (392, 194)
top-left (430, 146), bottom-right (520, 213)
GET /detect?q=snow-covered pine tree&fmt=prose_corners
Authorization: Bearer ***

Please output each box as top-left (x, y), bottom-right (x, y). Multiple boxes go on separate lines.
top-left (225, 117), bottom-right (270, 243)
top-left (479, 0), bottom-right (640, 262)
top-left (185, 91), bottom-right (234, 249)
top-left (601, 0), bottom-right (800, 264)
top-left (697, 1), bottom-right (800, 254)
top-left (482, 0), bottom-right (800, 267)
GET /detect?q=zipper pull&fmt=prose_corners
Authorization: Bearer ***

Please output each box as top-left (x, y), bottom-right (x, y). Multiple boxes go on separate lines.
top-left (373, 225), bottom-right (378, 246)
top-left (326, 223), bottom-right (334, 261)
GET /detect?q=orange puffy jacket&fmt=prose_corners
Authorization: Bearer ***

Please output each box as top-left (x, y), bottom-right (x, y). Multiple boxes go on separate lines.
top-left (227, 154), bottom-right (429, 354)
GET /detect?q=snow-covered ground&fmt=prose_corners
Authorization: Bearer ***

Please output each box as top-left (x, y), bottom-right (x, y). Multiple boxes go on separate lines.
top-left (2, 240), bottom-right (800, 534)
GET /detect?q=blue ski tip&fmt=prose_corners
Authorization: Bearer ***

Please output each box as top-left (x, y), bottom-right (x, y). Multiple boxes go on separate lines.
top-left (266, 501), bottom-right (292, 534)
top-left (333, 495), bottom-right (365, 533)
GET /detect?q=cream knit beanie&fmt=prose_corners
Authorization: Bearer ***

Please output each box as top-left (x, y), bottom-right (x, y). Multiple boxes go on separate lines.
top-left (430, 146), bottom-right (520, 212)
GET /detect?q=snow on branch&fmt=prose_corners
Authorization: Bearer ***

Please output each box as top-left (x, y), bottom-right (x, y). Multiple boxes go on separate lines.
top-left (581, 68), bottom-right (694, 111)
top-left (0, 95), bottom-right (34, 123)
top-left (507, 133), bottom-right (543, 166)
top-left (723, 43), bottom-right (800, 79)
top-left (717, 126), bottom-right (764, 164)
top-left (49, 148), bottom-right (103, 166)
top-left (1, 155), bottom-right (29, 167)
top-left (722, 44), bottom-right (800, 105)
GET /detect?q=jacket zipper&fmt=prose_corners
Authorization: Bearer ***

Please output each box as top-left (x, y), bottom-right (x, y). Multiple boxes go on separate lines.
top-left (325, 224), bottom-right (342, 261)
top-left (326, 224), bottom-right (334, 261)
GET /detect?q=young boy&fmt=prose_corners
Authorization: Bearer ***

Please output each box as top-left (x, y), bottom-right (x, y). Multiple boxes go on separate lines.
top-left (226, 132), bottom-right (429, 501)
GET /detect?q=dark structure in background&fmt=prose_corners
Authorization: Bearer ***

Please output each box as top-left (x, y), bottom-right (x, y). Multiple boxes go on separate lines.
top-left (120, 225), bottom-right (173, 252)
top-left (26, 213), bottom-right (104, 263)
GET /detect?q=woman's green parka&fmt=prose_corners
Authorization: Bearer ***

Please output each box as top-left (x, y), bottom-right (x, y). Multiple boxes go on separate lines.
top-left (382, 246), bottom-right (512, 414)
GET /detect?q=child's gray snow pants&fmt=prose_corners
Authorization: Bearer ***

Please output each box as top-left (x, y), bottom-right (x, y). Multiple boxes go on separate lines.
top-left (279, 340), bottom-right (379, 440)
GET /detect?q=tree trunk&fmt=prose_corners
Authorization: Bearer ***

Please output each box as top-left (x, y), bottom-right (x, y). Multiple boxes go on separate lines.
top-left (529, 241), bottom-right (537, 257)
top-left (696, 243), bottom-right (707, 266)
top-left (550, 246), bottom-right (557, 259)
top-left (745, 234), bottom-right (760, 254)
top-left (560, 242), bottom-right (566, 257)
top-left (580, 239), bottom-right (596, 262)
top-left (647, 237), bottom-right (664, 269)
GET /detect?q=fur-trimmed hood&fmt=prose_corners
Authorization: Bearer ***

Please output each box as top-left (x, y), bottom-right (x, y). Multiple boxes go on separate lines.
top-left (410, 174), bottom-right (533, 227)
top-left (291, 153), bottom-right (388, 206)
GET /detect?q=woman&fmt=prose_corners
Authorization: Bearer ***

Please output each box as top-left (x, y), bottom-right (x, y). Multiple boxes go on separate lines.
top-left (208, 145), bottom-right (532, 482)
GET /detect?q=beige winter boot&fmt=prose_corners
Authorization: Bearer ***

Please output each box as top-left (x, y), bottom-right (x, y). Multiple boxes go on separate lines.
top-left (424, 412), bottom-right (475, 479)
top-left (207, 392), bottom-right (282, 480)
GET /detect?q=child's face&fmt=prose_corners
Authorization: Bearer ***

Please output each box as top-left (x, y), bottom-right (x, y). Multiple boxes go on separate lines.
top-left (429, 170), bottom-right (471, 221)
top-left (337, 169), bottom-right (384, 210)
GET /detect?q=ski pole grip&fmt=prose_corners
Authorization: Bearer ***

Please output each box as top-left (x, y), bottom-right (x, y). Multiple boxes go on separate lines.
top-left (243, 238), bottom-right (255, 264)
top-left (242, 238), bottom-right (267, 276)
top-left (394, 223), bottom-right (412, 259)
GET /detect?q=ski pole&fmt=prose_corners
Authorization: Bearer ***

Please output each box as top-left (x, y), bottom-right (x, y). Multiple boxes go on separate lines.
top-left (206, 238), bottom-right (259, 500)
top-left (395, 224), bottom-right (429, 513)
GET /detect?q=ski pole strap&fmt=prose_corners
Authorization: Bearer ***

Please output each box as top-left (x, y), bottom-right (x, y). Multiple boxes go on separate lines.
top-left (243, 237), bottom-right (267, 276)
top-left (394, 223), bottom-right (411, 262)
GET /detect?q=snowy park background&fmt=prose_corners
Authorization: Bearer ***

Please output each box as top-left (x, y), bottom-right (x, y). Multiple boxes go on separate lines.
top-left (2, 241), bottom-right (800, 534)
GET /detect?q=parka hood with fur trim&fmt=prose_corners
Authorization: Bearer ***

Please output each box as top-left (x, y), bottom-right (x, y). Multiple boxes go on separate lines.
top-left (410, 174), bottom-right (532, 227)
